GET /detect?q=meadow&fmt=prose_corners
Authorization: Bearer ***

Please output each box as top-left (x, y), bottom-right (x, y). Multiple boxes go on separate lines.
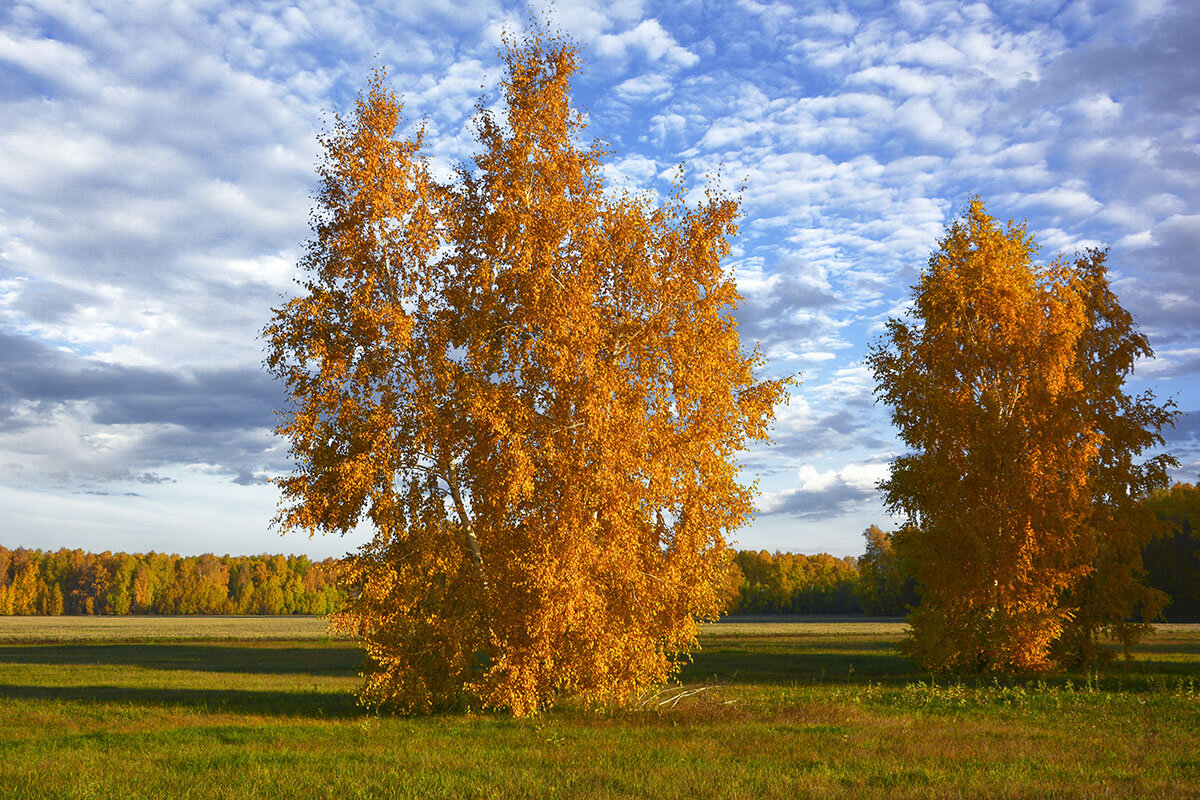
top-left (1, 616), bottom-right (1197, 799)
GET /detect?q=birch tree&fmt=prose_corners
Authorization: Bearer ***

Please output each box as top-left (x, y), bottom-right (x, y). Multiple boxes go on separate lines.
top-left (265, 30), bottom-right (787, 714)
top-left (868, 200), bottom-right (1175, 671)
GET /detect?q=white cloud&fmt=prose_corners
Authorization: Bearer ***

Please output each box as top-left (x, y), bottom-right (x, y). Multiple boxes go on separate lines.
top-left (0, 29), bottom-right (101, 94)
top-left (801, 11), bottom-right (858, 36)
top-left (1072, 93), bottom-right (1121, 122)
top-left (851, 65), bottom-right (940, 96)
top-left (697, 120), bottom-right (756, 150)
top-left (895, 37), bottom-right (964, 69)
top-left (757, 461), bottom-right (889, 517)
top-left (649, 111), bottom-right (687, 146)
top-left (595, 19), bottom-right (698, 68)
top-left (604, 153), bottom-right (659, 191)
top-left (1007, 186), bottom-right (1102, 218)
top-left (893, 96), bottom-right (948, 144)
top-left (614, 72), bottom-right (673, 101)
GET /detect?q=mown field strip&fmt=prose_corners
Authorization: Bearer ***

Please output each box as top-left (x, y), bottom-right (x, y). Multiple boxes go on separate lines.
top-left (3, 614), bottom-right (1196, 642)
top-left (0, 615), bottom-right (341, 641)
top-left (0, 615), bottom-right (913, 642)
top-left (702, 619), bottom-right (908, 638)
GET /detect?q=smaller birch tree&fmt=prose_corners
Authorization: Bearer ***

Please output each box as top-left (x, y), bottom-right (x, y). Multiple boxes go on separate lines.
top-left (869, 199), bottom-right (1175, 671)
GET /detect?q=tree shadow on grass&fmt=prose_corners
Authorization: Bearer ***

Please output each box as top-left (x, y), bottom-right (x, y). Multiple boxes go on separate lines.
top-left (1091, 658), bottom-right (1200, 686)
top-left (0, 682), bottom-right (362, 718)
top-left (2, 635), bottom-right (1193, 713)
top-left (1124, 640), bottom-right (1200, 656)
top-left (684, 647), bottom-right (917, 686)
top-left (683, 642), bottom-right (1200, 692)
top-left (0, 642), bottom-right (363, 676)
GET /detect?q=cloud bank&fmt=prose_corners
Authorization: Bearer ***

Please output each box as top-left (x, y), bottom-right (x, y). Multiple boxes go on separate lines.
top-left (1, 0), bottom-right (1196, 556)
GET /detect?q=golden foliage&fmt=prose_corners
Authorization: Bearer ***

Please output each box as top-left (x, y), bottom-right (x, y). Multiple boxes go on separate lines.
top-left (868, 199), bottom-right (1176, 671)
top-left (265, 29), bottom-right (787, 715)
top-left (1050, 250), bottom-right (1176, 665)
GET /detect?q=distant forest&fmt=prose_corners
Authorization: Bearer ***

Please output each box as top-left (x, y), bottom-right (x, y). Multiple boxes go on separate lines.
top-left (2, 483), bottom-right (1197, 619)
top-left (0, 550), bottom-right (343, 617)
top-left (0, 546), bottom-right (878, 617)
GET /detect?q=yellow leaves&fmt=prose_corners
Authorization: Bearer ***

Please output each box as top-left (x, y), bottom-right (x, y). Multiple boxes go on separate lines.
top-left (870, 199), bottom-right (1176, 672)
top-left (266, 28), bottom-right (786, 715)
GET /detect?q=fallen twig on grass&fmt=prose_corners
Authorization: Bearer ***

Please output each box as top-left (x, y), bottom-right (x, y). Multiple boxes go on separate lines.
top-left (636, 684), bottom-right (720, 710)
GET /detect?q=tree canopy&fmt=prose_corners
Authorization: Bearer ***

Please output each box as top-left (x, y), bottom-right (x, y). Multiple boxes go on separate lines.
top-left (1143, 483), bottom-right (1200, 622)
top-left (855, 525), bottom-right (918, 617)
top-left (868, 200), bottom-right (1176, 671)
top-left (265, 29), bottom-right (788, 715)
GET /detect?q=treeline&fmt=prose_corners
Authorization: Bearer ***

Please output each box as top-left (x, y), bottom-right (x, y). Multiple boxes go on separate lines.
top-left (722, 527), bottom-right (915, 616)
top-left (0, 549), bottom-right (344, 616)
top-left (723, 481), bottom-right (1200, 620)
top-left (726, 550), bottom-right (862, 614)
top-left (0, 544), bottom-right (885, 617)
top-left (2, 483), bottom-right (1195, 618)
top-left (1143, 482), bottom-right (1200, 621)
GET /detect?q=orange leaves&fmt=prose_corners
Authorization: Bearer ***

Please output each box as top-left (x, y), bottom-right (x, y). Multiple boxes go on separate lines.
top-left (265, 29), bottom-right (787, 715)
top-left (870, 199), bottom-right (1176, 671)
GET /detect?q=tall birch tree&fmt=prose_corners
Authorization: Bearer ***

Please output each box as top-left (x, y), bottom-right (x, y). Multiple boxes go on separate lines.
top-left (265, 30), bottom-right (787, 714)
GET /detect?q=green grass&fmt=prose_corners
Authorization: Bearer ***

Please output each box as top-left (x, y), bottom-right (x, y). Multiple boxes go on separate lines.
top-left (1, 618), bottom-right (1197, 799)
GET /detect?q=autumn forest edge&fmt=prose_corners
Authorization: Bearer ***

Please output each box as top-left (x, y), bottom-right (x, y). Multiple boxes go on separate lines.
top-left (2, 481), bottom-right (1197, 621)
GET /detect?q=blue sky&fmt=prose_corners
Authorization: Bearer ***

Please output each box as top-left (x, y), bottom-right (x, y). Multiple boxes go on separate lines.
top-left (1, 0), bottom-right (1197, 558)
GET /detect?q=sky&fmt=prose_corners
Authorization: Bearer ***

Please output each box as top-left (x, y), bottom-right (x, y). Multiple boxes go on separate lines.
top-left (1, 0), bottom-right (1197, 559)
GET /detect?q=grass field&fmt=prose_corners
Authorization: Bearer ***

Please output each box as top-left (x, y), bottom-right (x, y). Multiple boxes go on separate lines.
top-left (1, 617), bottom-right (1197, 799)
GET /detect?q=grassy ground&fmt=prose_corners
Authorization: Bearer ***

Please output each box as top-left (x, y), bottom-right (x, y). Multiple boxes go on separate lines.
top-left (0, 617), bottom-right (1197, 799)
